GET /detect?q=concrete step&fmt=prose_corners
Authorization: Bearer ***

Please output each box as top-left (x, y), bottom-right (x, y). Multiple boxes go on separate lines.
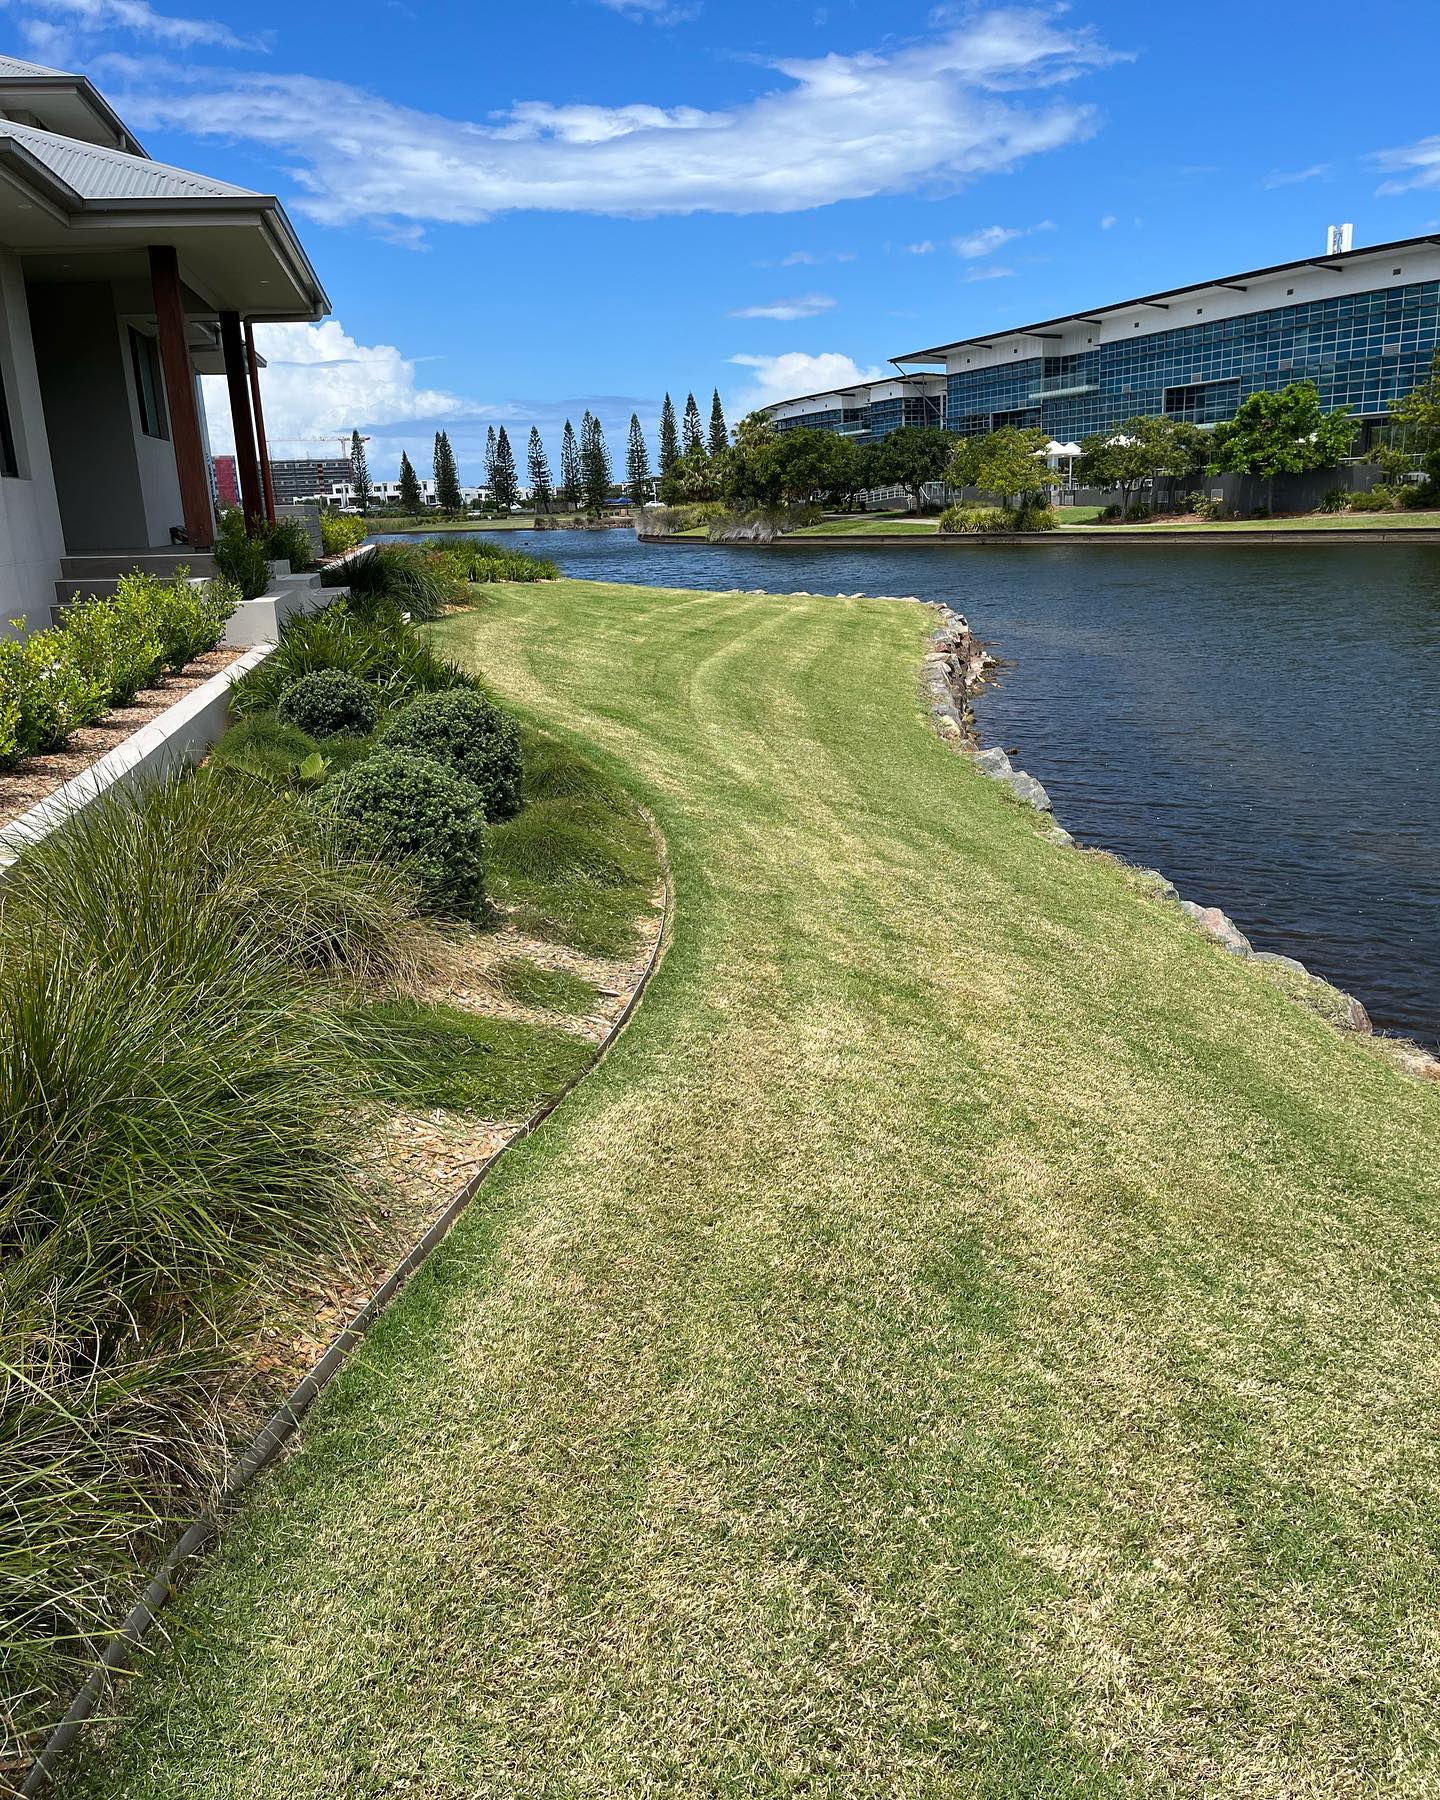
top-left (60, 550), bottom-right (219, 580)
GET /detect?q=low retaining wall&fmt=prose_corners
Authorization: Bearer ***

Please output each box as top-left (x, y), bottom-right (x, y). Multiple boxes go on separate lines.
top-left (641, 527), bottom-right (1440, 549)
top-left (0, 642), bottom-right (272, 870)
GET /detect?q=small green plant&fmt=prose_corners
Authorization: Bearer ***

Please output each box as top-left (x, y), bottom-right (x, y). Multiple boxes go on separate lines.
top-left (213, 511), bottom-right (275, 600)
top-left (334, 544), bottom-right (460, 623)
top-left (1318, 488), bottom-right (1350, 513)
top-left (1007, 503), bottom-right (1060, 531)
top-left (1183, 492), bottom-right (1225, 519)
top-left (211, 712), bottom-right (324, 788)
top-left (1349, 486), bottom-right (1396, 512)
top-left (938, 504), bottom-right (1009, 534)
top-left (231, 604), bottom-right (479, 716)
top-left (422, 539), bottom-right (557, 583)
top-left (1397, 480), bottom-right (1440, 510)
top-left (380, 688), bottom-right (522, 820)
top-left (345, 996), bottom-right (591, 1115)
top-left (0, 628), bottom-right (108, 767)
top-left (55, 590), bottom-right (162, 706)
top-left (492, 956), bottom-right (600, 1014)
top-left (277, 668), bottom-right (379, 739)
top-left (265, 514), bottom-right (315, 572)
top-left (320, 511), bottom-right (367, 556)
top-left (327, 748), bottom-right (487, 918)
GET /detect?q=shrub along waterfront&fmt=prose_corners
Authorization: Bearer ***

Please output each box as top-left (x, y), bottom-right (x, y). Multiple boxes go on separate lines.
top-left (0, 544), bottom-right (658, 1774)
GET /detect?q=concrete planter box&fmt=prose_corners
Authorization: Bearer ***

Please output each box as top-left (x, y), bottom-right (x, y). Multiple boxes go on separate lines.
top-left (0, 641), bottom-right (273, 869)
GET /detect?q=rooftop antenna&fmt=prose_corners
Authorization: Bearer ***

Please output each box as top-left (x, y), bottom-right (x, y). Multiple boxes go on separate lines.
top-left (1326, 222), bottom-right (1354, 256)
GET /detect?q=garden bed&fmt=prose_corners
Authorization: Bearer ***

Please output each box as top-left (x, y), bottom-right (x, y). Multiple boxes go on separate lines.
top-left (0, 647), bottom-right (242, 828)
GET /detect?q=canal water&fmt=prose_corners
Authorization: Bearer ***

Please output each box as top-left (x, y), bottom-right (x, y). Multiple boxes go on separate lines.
top-left (421, 529), bottom-right (1440, 1047)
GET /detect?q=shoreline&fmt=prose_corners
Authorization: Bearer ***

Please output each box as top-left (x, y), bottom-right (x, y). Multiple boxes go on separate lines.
top-left (640, 525), bottom-right (1440, 549)
top-left (913, 595), bottom-right (1438, 1077)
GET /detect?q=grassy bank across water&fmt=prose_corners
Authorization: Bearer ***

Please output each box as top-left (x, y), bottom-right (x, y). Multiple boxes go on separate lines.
top-left (69, 576), bottom-right (1440, 1797)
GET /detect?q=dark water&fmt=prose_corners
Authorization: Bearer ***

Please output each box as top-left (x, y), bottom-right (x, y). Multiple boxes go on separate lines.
top-left (428, 529), bottom-right (1440, 1047)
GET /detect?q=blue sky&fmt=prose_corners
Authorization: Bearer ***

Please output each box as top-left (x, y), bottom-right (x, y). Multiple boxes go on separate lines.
top-left (16, 0), bottom-right (1439, 484)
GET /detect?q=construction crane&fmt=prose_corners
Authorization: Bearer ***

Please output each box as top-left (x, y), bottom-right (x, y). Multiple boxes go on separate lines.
top-left (269, 433), bottom-right (371, 460)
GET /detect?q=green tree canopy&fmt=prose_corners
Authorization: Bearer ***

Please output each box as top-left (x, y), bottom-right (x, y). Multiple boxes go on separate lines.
top-left (397, 449), bottom-right (421, 515)
top-left (866, 426), bottom-right (951, 511)
top-left (1206, 382), bottom-right (1357, 491)
top-left (433, 431), bottom-right (462, 514)
top-left (560, 419), bottom-right (581, 509)
top-left (708, 389), bottom-right (729, 457)
top-left (682, 392), bottom-right (704, 455)
top-left (1386, 349), bottom-right (1440, 482)
top-left (659, 394), bottom-right (680, 478)
top-left (527, 427), bottom-right (553, 514)
top-left (626, 413), bottom-right (652, 503)
top-left (350, 429), bottom-right (370, 514)
top-left (491, 426), bottom-right (519, 513)
top-left (579, 411), bottom-right (612, 518)
top-left (1075, 415), bottom-right (1208, 517)
top-left (945, 427), bottom-right (1050, 507)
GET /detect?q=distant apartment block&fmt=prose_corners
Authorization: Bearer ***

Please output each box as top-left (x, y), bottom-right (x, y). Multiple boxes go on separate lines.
top-left (767, 235), bottom-right (1440, 447)
top-left (212, 455), bottom-right (239, 509)
top-left (268, 457), bottom-right (354, 504)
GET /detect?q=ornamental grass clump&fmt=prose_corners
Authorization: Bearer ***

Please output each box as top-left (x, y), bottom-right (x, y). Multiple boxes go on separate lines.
top-left (231, 605), bottom-right (478, 716)
top-left (381, 688), bottom-right (522, 821)
top-left (327, 749), bottom-right (487, 919)
top-left (278, 668), bottom-right (380, 739)
top-left (421, 538), bottom-right (557, 583)
top-left (335, 544), bottom-right (460, 623)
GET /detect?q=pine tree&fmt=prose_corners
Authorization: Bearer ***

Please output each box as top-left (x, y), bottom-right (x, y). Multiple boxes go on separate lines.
top-left (350, 429), bottom-right (370, 514)
top-left (528, 426), bottom-right (554, 514)
top-left (708, 388), bottom-right (729, 456)
top-left (579, 410), bottom-right (612, 518)
top-left (626, 412), bottom-right (651, 505)
top-left (683, 392), bottom-right (703, 455)
top-left (560, 419), bottom-right (581, 510)
top-left (397, 449), bottom-right (422, 515)
top-left (484, 425), bottom-right (497, 505)
top-left (659, 393), bottom-right (679, 479)
top-left (433, 431), bottom-right (462, 514)
top-left (492, 425), bottom-right (519, 513)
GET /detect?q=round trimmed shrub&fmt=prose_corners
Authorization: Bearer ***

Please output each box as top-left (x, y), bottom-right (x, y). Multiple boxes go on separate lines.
top-left (380, 689), bottom-right (522, 821)
top-left (277, 668), bottom-right (379, 739)
top-left (327, 749), bottom-right (485, 918)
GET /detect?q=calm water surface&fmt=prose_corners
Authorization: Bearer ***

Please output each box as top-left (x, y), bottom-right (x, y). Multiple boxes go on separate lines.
top-left (436, 529), bottom-right (1440, 1046)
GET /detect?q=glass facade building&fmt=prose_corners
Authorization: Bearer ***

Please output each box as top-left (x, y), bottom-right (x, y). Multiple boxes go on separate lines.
top-left (766, 237), bottom-right (1440, 447)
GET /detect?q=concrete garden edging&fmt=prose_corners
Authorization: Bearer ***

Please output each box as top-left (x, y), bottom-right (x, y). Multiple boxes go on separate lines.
top-left (19, 815), bottom-right (672, 1797)
top-left (0, 642), bottom-right (274, 871)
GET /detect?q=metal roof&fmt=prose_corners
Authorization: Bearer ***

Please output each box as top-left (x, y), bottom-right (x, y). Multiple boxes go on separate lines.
top-left (0, 116), bottom-right (253, 201)
top-left (0, 54), bottom-right (145, 154)
top-left (893, 233), bottom-right (1440, 363)
top-left (0, 54), bottom-right (69, 78)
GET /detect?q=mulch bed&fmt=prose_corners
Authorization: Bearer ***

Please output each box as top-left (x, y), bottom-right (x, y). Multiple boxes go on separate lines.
top-left (0, 647), bottom-right (243, 829)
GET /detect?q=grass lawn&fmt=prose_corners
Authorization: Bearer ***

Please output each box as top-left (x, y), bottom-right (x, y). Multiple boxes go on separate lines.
top-left (67, 578), bottom-right (1440, 1798)
top-left (792, 512), bottom-right (940, 536)
top-left (1061, 508), bottom-right (1440, 533)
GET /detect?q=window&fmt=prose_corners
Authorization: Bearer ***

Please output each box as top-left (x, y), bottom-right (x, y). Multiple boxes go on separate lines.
top-left (129, 328), bottom-right (167, 440)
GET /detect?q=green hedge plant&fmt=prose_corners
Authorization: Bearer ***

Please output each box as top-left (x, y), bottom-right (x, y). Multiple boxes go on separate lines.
top-left (938, 504), bottom-right (1009, 534)
top-left (381, 689), bottom-right (522, 820)
top-left (277, 668), bottom-right (379, 739)
top-left (327, 748), bottom-right (487, 918)
top-left (231, 604), bottom-right (478, 716)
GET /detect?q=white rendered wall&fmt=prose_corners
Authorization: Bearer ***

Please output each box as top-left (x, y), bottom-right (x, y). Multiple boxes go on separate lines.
top-left (0, 250), bottom-right (66, 632)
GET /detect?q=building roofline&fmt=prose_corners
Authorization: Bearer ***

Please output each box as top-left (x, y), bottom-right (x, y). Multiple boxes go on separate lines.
top-left (0, 66), bottom-right (146, 156)
top-left (892, 233), bottom-right (1440, 364)
top-left (765, 370), bottom-right (944, 410)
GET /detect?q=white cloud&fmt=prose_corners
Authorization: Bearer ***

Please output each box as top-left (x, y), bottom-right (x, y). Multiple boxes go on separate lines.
top-left (906, 240), bottom-right (936, 254)
top-left (727, 350), bottom-right (885, 413)
top-left (951, 222), bottom-right (1021, 257)
top-left (1099, 212), bottom-right (1116, 228)
top-left (202, 319), bottom-right (479, 458)
top-left (596, 0), bottom-right (698, 18)
top-left (949, 216), bottom-right (1053, 257)
top-left (104, 10), bottom-right (1119, 232)
top-left (1373, 134), bottom-right (1440, 194)
top-left (1263, 162), bottom-right (1331, 189)
top-left (9, 0), bottom-right (259, 51)
top-left (729, 293), bottom-right (837, 320)
top-left (779, 248), bottom-right (855, 265)
top-left (962, 263), bottom-right (1016, 281)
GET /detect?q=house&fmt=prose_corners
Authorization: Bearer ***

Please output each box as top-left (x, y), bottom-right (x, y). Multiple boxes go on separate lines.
top-left (0, 53), bottom-right (328, 630)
